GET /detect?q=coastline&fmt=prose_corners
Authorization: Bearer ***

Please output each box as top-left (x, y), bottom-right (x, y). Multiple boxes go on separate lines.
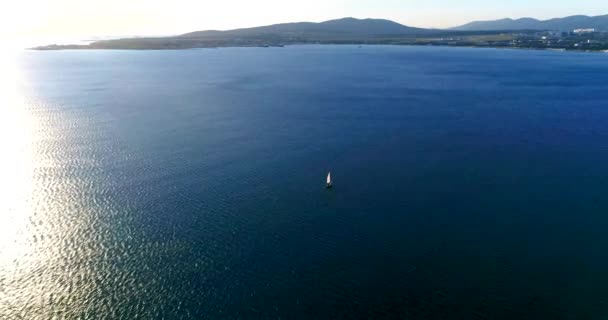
top-left (29, 42), bottom-right (608, 53)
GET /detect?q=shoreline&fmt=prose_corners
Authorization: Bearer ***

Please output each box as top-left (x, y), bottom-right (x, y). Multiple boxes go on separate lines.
top-left (29, 42), bottom-right (608, 54)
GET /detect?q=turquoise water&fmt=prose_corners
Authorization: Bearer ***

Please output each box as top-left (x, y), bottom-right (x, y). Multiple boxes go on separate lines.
top-left (2, 45), bottom-right (608, 319)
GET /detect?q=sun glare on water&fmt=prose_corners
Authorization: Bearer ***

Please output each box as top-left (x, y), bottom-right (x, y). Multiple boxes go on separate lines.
top-left (0, 51), bottom-right (35, 253)
top-left (0, 49), bottom-right (47, 312)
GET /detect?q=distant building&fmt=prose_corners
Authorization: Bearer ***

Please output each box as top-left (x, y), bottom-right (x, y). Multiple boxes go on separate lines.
top-left (573, 29), bottom-right (596, 34)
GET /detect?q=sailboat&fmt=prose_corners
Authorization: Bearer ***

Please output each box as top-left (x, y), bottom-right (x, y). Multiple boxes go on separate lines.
top-left (326, 171), bottom-right (332, 189)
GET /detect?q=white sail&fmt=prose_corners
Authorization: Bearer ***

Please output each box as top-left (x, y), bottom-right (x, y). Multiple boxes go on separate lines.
top-left (326, 172), bottom-right (331, 184)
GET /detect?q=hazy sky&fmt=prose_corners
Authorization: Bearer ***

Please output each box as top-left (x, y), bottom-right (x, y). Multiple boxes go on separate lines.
top-left (1, 0), bottom-right (606, 39)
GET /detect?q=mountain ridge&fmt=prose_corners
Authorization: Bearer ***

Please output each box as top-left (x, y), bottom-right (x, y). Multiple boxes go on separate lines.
top-left (179, 17), bottom-right (433, 38)
top-left (453, 14), bottom-right (608, 31)
top-left (32, 16), bottom-right (608, 51)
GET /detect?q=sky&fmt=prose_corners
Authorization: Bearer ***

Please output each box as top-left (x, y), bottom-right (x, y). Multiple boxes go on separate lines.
top-left (1, 0), bottom-right (606, 41)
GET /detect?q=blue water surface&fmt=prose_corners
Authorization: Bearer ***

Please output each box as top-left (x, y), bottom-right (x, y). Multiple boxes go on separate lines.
top-left (5, 45), bottom-right (608, 319)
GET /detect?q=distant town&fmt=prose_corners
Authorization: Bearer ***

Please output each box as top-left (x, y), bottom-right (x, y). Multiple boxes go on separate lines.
top-left (424, 29), bottom-right (608, 51)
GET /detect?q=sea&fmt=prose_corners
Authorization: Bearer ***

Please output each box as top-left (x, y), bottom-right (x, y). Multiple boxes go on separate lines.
top-left (2, 45), bottom-right (608, 319)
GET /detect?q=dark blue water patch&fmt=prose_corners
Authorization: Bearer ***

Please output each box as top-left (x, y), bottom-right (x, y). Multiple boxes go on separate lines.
top-left (8, 45), bottom-right (608, 319)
